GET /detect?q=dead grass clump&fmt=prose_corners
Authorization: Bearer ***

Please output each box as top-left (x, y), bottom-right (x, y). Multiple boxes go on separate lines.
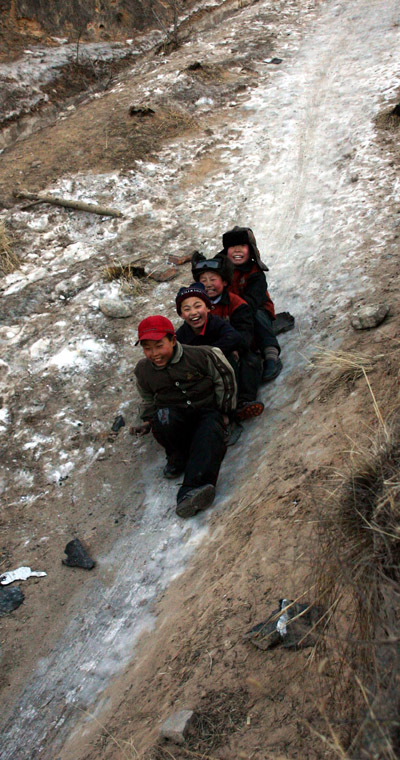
top-left (0, 222), bottom-right (20, 275)
top-left (104, 262), bottom-right (149, 296)
top-left (375, 104), bottom-right (400, 131)
top-left (146, 689), bottom-right (248, 760)
top-left (312, 347), bottom-right (376, 400)
top-left (155, 106), bottom-right (196, 137)
top-left (314, 413), bottom-right (400, 757)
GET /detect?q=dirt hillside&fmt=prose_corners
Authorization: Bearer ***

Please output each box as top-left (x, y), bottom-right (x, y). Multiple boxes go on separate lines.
top-left (1, 0), bottom-right (400, 758)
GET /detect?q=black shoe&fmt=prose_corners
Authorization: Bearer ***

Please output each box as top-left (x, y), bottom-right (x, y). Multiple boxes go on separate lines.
top-left (163, 460), bottom-right (185, 479)
top-left (262, 357), bottom-right (282, 383)
top-left (176, 484), bottom-right (216, 518)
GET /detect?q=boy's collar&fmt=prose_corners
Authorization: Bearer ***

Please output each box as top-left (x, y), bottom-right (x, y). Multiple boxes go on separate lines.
top-left (198, 314), bottom-right (209, 336)
top-left (151, 342), bottom-right (183, 369)
top-left (236, 259), bottom-right (253, 272)
top-left (170, 342), bottom-right (183, 362)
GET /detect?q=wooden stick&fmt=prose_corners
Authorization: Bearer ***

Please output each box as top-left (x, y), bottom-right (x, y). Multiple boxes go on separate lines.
top-left (14, 189), bottom-right (122, 218)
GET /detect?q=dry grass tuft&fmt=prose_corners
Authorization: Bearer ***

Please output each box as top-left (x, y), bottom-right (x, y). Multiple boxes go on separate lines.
top-left (145, 689), bottom-right (248, 760)
top-left (313, 409), bottom-right (400, 758)
top-left (104, 262), bottom-right (149, 296)
top-left (0, 222), bottom-right (20, 275)
top-left (311, 347), bottom-right (377, 401)
top-left (375, 105), bottom-right (400, 131)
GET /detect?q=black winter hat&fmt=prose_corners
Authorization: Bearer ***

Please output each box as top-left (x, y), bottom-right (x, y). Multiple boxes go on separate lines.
top-left (191, 251), bottom-right (234, 285)
top-left (175, 282), bottom-right (212, 314)
top-left (221, 225), bottom-right (269, 271)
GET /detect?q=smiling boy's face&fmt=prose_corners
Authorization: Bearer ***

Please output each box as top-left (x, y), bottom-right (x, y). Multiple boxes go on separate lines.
top-left (227, 243), bottom-right (250, 265)
top-left (199, 271), bottom-right (226, 298)
top-left (180, 296), bottom-right (209, 333)
top-left (141, 335), bottom-right (176, 367)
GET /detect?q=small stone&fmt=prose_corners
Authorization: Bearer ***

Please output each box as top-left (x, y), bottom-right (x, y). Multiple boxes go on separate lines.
top-left (168, 252), bottom-right (193, 266)
top-left (99, 297), bottom-right (133, 318)
top-left (111, 414), bottom-right (125, 432)
top-left (351, 304), bottom-right (389, 330)
top-left (149, 265), bottom-right (178, 282)
top-left (62, 538), bottom-right (96, 570)
top-left (129, 105), bottom-right (155, 117)
top-left (160, 710), bottom-right (195, 745)
top-left (55, 274), bottom-right (86, 299)
top-left (0, 586), bottom-right (24, 616)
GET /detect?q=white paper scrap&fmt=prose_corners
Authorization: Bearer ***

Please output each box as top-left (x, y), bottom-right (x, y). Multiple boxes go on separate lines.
top-left (0, 566), bottom-right (47, 585)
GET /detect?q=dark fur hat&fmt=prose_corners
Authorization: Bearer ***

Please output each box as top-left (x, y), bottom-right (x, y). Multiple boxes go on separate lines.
top-left (191, 251), bottom-right (234, 284)
top-left (221, 226), bottom-right (269, 271)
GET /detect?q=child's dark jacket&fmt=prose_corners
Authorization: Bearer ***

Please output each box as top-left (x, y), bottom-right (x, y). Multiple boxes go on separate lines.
top-left (210, 290), bottom-right (254, 350)
top-left (229, 263), bottom-right (275, 319)
top-left (176, 313), bottom-right (245, 357)
top-left (220, 226), bottom-right (275, 318)
top-left (134, 342), bottom-right (237, 422)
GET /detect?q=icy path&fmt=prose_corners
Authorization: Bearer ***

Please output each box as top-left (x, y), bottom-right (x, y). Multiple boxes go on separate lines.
top-left (1, 0), bottom-right (400, 756)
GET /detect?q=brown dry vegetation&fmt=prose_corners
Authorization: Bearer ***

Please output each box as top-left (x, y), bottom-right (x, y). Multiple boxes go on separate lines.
top-left (0, 221), bottom-right (20, 274)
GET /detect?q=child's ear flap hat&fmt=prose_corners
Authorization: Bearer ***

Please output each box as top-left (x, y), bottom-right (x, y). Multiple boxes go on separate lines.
top-left (175, 282), bottom-right (212, 314)
top-left (222, 225), bottom-right (269, 271)
top-left (191, 252), bottom-right (234, 285)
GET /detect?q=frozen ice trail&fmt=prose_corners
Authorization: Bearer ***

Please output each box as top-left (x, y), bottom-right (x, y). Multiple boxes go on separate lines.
top-left (243, 0), bottom-right (400, 322)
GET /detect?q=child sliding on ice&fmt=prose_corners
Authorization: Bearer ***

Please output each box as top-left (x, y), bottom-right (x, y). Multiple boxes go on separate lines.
top-left (188, 256), bottom-right (264, 421)
top-left (220, 226), bottom-right (282, 382)
top-left (132, 315), bottom-right (237, 518)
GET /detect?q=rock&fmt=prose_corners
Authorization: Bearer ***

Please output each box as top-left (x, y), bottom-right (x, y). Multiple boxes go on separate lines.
top-left (168, 252), bottom-right (193, 266)
top-left (0, 586), bottom-right (24, 616)
top-left (111, 414), bottom-right (125, 432)
top-left (187, 61), bottom-right (202, 70)
top-left (149, 265), bottom-right (178, 282)
top-left (351, 304), bottom-right (389, 330)
top-left (62, 539), bottom-right (96, 570)
top-left (99, 297), bottom-right (133, 319)
top-left (160, 710), bottom-right (196, 745)
top-left (129, 105), bottom-right (155, 117)
top-left (55, 274), bottom-right (86, 299)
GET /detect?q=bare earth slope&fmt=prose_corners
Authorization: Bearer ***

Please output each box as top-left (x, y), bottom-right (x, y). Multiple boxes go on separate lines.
top-left (0, 0), bottom-right (400, 758)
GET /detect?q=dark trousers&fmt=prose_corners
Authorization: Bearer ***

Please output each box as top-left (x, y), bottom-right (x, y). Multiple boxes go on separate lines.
top-left (229, 352), bottom-right (263, 403)
top-left (151, 407), bottom-right (227, 503)
top-left (254, 308), bottom-right (281, 354)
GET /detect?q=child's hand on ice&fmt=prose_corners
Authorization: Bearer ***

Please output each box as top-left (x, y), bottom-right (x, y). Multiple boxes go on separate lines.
top-left (130, 422), bottom-right (151, 436)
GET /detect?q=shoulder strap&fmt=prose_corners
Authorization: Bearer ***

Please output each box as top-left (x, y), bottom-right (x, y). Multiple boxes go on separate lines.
top-left (199, 346), bottom-right (237, 414)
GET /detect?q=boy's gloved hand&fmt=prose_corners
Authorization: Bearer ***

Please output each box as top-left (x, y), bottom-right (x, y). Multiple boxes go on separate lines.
top-left (129, 421), bottom-right (151, 436)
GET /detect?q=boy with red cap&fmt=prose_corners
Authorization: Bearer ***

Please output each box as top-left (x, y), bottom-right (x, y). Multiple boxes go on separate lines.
top-left (132, 315), bottom-right (237, 518)
top-left (220, 225), bottom-right (282, 382)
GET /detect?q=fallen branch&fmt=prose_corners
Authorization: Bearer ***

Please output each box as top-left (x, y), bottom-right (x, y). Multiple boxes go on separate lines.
top-left (14, 189), bottom-right (122, 218)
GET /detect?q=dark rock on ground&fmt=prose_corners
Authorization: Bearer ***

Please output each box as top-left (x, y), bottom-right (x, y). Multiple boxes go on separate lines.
top-left (62, 538), bottom-right (96, 570)
top-left (0, 585), bottom-right (24, 615)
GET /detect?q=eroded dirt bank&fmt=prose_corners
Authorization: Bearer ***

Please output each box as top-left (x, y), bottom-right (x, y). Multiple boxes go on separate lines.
top-left (1, 0), bottom-right (400, 758)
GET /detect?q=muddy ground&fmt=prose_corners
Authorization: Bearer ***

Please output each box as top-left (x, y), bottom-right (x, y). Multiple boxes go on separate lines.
top-left (1, 0), bottom-right (400, 758)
